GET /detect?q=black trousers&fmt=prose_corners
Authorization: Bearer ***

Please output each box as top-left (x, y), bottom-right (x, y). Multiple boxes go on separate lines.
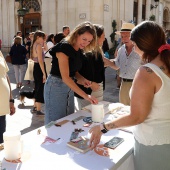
top-left (0, 115), bottom-right (6, 143)
top-left (33, 62), bottom-right (47, 103)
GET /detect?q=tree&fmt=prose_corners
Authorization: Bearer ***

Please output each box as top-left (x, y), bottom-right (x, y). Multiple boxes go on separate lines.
top-left (108, 20), bottom-right (118, 57)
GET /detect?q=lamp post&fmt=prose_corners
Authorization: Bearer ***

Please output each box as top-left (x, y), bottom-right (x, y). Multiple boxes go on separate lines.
top-left (17, 0), bottom-right (28, 42)
top-left (150, 0), bottom-right (159, 10)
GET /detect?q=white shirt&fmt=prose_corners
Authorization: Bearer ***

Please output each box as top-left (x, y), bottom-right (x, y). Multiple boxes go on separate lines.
top-left (115, 44), bottom-right (141, 79)
top-left (133, 63), bottom-right (170, 145)
top-left (45, 41), bottom-right (54, 58)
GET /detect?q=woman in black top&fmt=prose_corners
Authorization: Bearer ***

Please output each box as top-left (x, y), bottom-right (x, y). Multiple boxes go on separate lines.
top-left (44, 21), bottom-right (98, 124)
top-left (74, 24), bottom-right (107, 110)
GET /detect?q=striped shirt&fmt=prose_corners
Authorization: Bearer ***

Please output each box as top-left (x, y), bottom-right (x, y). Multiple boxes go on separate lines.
top-left (115, 44), bottom-right (141, 79)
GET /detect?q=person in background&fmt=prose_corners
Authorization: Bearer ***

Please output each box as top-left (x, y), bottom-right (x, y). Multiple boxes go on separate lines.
top-left (114, 38), bottom-right (123, 89)
top-left (44, 33), bottom-right (55, 75)
top-left (30, 30), bottom-right (47, 116)
top-left (89, 21), bottom-right (170, 170)
top-left (105, 23), bottom-right (141, 105)
top-left (9, 36), bottom-right (27, 88)
top-left (54, 32), bottom-right (65, 45)
top-left (74, 24), bottom-right (106, 110)
top-left (62, 26), bottom-right (70, 37)
top-left (44, 21), bottom-right (98, 124)
top-left (0, 51), bottom-right (15, 143)
top-left (25, 32), bottom-right (35, 84)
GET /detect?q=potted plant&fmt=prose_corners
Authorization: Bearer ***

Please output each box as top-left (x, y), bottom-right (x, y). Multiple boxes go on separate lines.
top-left (149, 15), bottom-right (156, 21)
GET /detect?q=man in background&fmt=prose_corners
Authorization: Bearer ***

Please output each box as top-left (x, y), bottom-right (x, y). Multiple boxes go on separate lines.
top-left (106, 23), bottom-right (141, 105)
top-left (62, 26), bottom-right (70, 37)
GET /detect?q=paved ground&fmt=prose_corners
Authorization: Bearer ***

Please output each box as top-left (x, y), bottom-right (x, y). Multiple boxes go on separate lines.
top-left (2, 51), bottom-right (119, 135)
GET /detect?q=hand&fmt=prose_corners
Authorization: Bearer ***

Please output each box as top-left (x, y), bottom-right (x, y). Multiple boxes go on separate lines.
top-left (43, 74), bottom-right (46, 83)
top-left (89, 125), bottom-right (102, 150)
top-left (77, 78), bottom-right (92, 88)
top-left (84, 95), bottom-right (98, 105)
top-left (9, 103), bottom-right (15, 116)
top-left (91, 82), bottom-right (100, 91)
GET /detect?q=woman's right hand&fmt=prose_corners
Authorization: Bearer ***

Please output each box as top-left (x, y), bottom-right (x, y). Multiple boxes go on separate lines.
top-left (84, 95), bottom-right (98, 104)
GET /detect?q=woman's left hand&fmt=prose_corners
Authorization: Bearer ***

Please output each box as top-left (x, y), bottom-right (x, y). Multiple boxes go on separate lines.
top-left (43, 74), bottom-right (46, 83)
top-left (10, 103), bottom-right (15, 116)
top-left (89, 125), bottom-right (102, 150)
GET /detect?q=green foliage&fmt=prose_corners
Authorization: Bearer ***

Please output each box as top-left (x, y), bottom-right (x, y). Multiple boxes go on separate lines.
top-left (108, 20), bottom-right (118, 57)
top-left (149, 15), bottom-right (156, 21)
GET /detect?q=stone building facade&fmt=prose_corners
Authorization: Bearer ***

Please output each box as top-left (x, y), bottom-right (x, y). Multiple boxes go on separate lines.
top-left (0, 0), bottom-right (169, 52)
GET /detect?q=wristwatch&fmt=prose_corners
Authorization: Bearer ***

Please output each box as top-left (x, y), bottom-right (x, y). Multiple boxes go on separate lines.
top-left (100, 123), bottom-right (108, 134)
top-left (9, 99), bottom-right (14, 103)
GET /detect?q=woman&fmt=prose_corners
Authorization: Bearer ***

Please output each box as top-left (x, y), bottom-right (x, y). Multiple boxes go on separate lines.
top-left (45, 33), bottom-right (55, 75)
top-left (89, 21), bottom-right (170, 170)
top-left (0, 51), bottom-right (15, 143)
top-left (9, 36), bottom-right (27, 88)
top-left (74, 24), bottom-right (106, 110)
top-left (30, 30), bottom-right (47, 116)
top-left (44, 21), bottom-right (98, 124)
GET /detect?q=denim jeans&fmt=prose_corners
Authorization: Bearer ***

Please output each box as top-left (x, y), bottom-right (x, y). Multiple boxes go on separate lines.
top-left (44, 75), bottom-right (74, 125)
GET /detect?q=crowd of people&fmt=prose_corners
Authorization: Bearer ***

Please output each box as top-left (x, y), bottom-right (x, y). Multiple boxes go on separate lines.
top-left (0, 20), bottom-right (170, 170)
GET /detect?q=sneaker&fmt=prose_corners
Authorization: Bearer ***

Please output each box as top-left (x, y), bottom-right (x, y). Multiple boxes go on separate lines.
top-left (31, 107), bottom-right (37, 113)
top-left (36, 111), bottom-right (45, 116)
top-left (116, 87), bottom-right (120, 90)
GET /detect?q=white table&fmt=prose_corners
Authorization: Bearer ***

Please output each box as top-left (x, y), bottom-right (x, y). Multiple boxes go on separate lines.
top-left (0, 105), bottom-right (135, 170)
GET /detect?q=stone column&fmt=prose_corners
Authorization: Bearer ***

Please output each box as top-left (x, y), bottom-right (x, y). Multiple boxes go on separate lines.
top-left (137, 0), bottom-right (143, 24)
top-left (42, 0), bottom-right (57, 34)
top-left (146, 0), bottom-right (151, 20)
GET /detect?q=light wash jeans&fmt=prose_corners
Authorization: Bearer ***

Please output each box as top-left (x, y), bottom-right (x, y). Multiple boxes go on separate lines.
top-left (13, 64), bottom-right (26, 83)
top-left (44, 75), bottom-right (74, 125)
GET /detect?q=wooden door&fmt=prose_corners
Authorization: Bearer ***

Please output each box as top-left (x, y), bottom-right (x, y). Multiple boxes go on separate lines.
top-left (23, 13), bottom-right (41, 37)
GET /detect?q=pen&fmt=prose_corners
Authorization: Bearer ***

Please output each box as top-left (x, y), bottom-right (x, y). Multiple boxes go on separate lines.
top-left (56, 138), bottom-right (61, 141)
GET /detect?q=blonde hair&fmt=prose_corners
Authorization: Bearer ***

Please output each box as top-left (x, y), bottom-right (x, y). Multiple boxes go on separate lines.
top-left (65, 21), bottom-right (97, 52)
top-left (92, 24), bottom-right (105, 59)
top-left (14, 36), bottom-right (22, 45)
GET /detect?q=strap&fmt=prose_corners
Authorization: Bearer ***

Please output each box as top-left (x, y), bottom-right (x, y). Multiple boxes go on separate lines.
top-left (45, 47), bottom-right (52, 55)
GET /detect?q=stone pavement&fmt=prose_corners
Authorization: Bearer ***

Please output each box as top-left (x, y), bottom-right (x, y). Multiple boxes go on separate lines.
top-left (2, 51), bottom-right (119, 135)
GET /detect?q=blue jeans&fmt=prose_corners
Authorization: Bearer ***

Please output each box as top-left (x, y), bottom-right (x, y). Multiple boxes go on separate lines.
top-left (44, 75), bottom-right (74, 125)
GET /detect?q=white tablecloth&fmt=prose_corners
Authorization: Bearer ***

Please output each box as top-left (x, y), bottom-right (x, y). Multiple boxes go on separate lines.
top-left (0, 102), bottom-right (135, 170)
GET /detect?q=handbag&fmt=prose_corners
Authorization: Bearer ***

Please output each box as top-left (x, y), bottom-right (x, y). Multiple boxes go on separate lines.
top-left (5, 54), bottom-right (12, 63)
top-left (24, 59), bottom-right (34, 81)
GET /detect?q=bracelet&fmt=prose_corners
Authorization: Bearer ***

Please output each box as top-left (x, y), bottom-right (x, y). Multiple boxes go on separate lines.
top-left (103, 123), bottom-right (108, 132)
top-left (9, 99), bottom-right (14, 103)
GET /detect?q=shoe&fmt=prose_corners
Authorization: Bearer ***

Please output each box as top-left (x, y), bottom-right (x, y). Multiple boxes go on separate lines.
top-left (36, 111), bottom-right (45, 116)
top-left (16, 83), bottom-right (20, 88)
top-left (19, 83), bottom-right (23, 88)
top-left (31, 107), bottom-right (37, 113)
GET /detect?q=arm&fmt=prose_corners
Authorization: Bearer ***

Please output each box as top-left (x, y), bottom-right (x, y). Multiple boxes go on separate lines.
top-left (6, 75), bottom-right (15, 115)
top-left (75, 72), bottom-right (91, 87)
top-left (89, 66), bottom-right (155, 149)
top-left (36, 44), bottom-right (46, 83)
top-left (102, 56), bottom-right (119, 70)
top-left (57, 52), bottom-right (98, 104)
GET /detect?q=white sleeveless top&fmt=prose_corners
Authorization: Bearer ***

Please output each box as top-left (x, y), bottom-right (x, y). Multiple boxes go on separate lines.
top-left (133, 63), bottom-right (170, 146)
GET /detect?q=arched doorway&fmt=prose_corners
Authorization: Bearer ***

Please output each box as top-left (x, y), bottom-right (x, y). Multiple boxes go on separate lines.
top-left (19, 0), bottom-right (41, 37)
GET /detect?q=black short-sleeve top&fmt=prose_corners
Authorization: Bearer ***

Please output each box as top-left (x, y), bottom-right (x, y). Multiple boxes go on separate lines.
top-left (49, 41), bottom-right (82, 78)
top-left (74, 51), bottom-right (105, 99)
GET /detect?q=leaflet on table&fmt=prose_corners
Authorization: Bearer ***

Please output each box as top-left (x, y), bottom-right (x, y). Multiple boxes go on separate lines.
top-left (82, 101), bottom-right (126, 115)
